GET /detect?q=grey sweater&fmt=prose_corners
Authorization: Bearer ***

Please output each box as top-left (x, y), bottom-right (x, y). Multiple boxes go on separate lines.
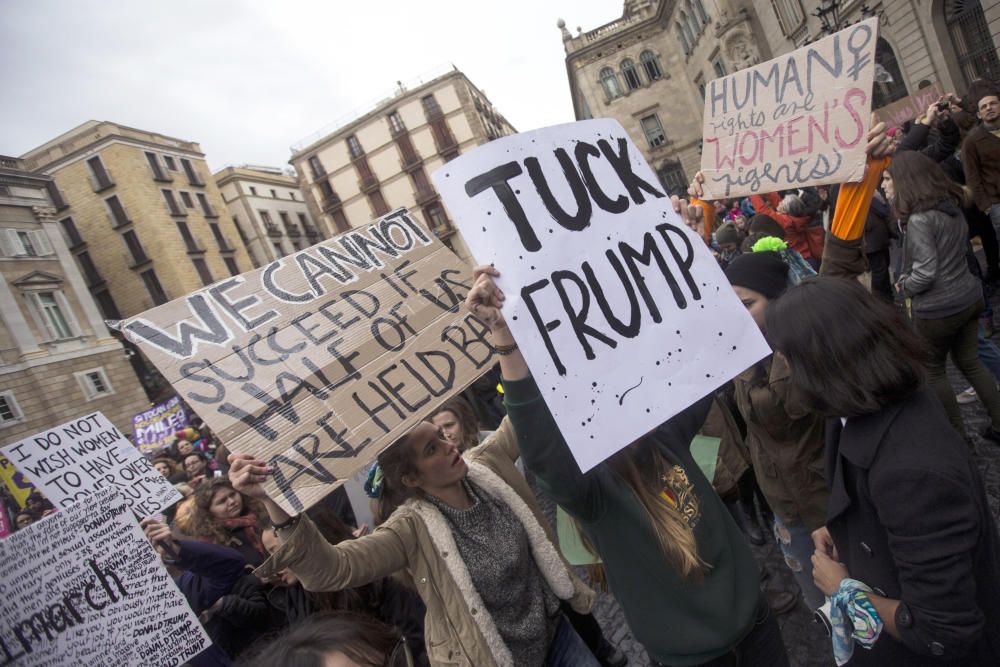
top-left (900, 201), bottom-right (981, 319)
top-left (427, 480), bottom-right (559, 667)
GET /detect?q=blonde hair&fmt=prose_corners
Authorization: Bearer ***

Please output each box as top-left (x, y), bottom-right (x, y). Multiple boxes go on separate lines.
top-left (606, 441), bottom-right (709, 581)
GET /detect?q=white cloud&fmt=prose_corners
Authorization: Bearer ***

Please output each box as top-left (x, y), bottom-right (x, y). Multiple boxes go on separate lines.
top-left (1, 0), bottom-right (619, 170)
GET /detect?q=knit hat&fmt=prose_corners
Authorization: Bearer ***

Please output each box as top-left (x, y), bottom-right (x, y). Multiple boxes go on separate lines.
top-left (716, 222), bottom-right (739, 246)
top-left (724, 251), bottom-right (789, 299)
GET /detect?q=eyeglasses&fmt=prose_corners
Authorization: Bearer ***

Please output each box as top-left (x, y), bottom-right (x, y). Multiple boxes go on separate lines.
top-left (385, 636), bottom-right (413, 667)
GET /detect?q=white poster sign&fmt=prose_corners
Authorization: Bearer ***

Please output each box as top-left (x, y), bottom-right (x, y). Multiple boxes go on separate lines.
top-left (0, 487), bottom-right (210, 666)
top-left (433, 119), bottom-right (770, 471)
top-left (2, 413), bottom-right (181, 516)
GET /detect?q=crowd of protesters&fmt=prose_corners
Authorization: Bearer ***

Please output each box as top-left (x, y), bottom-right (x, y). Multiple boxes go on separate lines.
top-left (9, 80), bottom-right (1000, 667)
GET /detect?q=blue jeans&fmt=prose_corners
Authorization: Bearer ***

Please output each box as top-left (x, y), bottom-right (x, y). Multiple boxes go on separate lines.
top-left (773, 514), bottom-right (825, 610)
top-left (979, 325), bottom-right (1000, 381)
top-left (546, 615), bottom-right (601, 667)
top-left (651, 595), bottom-right (789, 666)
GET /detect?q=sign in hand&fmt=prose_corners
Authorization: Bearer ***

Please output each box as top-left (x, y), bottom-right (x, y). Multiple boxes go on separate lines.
top-left (140, 516), bottom-right (179, 560)
top-left (866, 113), bottom-right (893, 159)
top-left (466, 265), bottom-right (507, 333)
top-left (227, 453), bottom-right (272, 501)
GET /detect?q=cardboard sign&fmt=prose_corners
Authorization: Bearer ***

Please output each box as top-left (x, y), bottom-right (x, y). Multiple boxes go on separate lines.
top-left (875, 82), bottom-right (945, 127)
top-left (432, 119), bottom-right (770, 472)
top-left (132, 397), bottom-right (189, 455)
top-left (119, 209), bottom-right (495, 514)
top-left (700, 18), bottom-right (879, 199)
top-left (0, 487), bottom-right (209, 666)
top-left (2, 413), bottom-right (181, 517)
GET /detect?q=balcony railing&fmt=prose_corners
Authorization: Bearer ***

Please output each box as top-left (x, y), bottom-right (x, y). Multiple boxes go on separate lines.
top-left (359, 174), bottom-right (379, 193)
top-left (265, 222), bottom-right (283, 237)
top-left (286, 224), bottom-right (301, 238)
top-left (303, 224), bottom-right (320, 238)
top-left (415, 187), bottom-right (438, 206)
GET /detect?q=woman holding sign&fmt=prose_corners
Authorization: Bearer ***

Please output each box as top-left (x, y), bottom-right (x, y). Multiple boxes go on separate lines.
top-left (229, 417), bottom-right (601, 666)
top-left (463, 266), bottom-right (789, 667)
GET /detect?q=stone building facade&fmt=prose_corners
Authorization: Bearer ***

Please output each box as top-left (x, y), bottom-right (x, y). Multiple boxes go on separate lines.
top-left (20, 121), bottom-right (253, 320)
top-left (0, 157), bottom-right (149, 444)
top-left (289, 67), bottom-right (516, 261)
top-left (214, 165), bottom-right (320, 268)
top-left (561, 0), bottom-right (1000, 191)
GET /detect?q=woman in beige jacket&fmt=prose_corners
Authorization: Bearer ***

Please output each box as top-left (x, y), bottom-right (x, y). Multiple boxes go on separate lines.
top-left (230, 417), bottom-right (597, 667)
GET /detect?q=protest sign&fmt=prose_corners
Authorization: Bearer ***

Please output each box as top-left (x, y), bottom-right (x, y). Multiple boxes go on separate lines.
top-left (2, 413), bottom-right (181, 516)
top-left (0, 486), bottom-right (209, 666)
top-left (875, 82), bottom-right (945, 127)
top-left (0, 497), bottom-right (10, 539)
top-left (0, 454), bottom-right (35, 508)
top-left (118, 209), bottom-right (495, 514)
top-left (432, 119), bottom-right (771, 472)
top-left (132, 397), bottom-right (188, 455)
top-left (699, 18), bottom-right (879, 199)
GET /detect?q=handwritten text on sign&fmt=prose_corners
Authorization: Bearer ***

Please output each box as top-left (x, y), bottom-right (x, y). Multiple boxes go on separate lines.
top-left (120, 210), bottom-right (494, 514)
top-left (0, 487), bottom-right (209, 666)
top-left (699, 18), bottom-right (878, 199)
top-left (433, 119), bottom-right (770, 472)
top-left (2, 413), bottom-right (181, 516)
top-left (132, 397), bottom-right (188, 455)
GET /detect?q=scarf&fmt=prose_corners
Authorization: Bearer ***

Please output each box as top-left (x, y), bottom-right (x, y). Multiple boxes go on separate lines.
top-left (220, 513), bottom-right (265, 557)
top-left (829, 578), bottom-right (883, 666)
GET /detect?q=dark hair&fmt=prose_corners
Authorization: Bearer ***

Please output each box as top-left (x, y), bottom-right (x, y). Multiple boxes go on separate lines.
top-left (14, 510), bottom-right (36, 530)
top-left (747, 213), bottom-right (785, 240)
top-left (372, 433), bottom-right (422, 525)
top-left (765, 276), bottom-right (926, 417)
top-left (239, 611), bottom-right (404, 667)
top-left (886, 151), bottom-right (966, 220)
top-left (428, 396), bottom-right (480, 451)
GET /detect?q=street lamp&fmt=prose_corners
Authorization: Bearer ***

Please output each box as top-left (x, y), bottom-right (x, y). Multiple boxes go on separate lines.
top-left (812, 0), bottom-right (843, 35)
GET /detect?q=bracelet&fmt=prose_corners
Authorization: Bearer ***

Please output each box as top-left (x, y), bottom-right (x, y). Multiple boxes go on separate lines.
top-left (494, 342), bottom-right (518, 356)
top-left (272, 515), bottom-right (299, 532)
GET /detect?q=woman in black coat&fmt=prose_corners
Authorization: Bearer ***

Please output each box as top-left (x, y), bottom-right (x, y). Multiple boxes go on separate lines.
top-left (766, 276), bottom-right (1000, 666)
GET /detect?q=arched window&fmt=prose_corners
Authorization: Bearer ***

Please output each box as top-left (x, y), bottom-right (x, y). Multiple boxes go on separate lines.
top-left (943, 0), bottom-right (1000, 86)
top-left (679, 12), bottom-right (696, 46)
top-left (872, 38), bottom-right (908, 109)
top-left (692, 0), bottom-right (710, 24)
top-left (621, 59), bottom-right (642, 90)
top-left (641, 51), bottom-right (663, 81)
top-left (600, 67), bottom-right (623, 100)
top-left (676, 23), bottom-right (691, 53)
top-left (684, 7), bottom-right (700, 39)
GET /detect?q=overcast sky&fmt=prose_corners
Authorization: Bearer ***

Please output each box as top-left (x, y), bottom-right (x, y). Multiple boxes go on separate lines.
top-left (1, 0), bottom-right (620, 171)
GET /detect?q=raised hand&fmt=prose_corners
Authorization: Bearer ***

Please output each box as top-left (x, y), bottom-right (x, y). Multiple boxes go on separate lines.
top-left (227, 452), bottom-right (272, 500)
top-left (465, 265), bottom-right (508, 333)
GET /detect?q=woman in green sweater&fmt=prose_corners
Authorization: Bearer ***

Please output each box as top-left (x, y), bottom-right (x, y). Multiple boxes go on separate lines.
top-left (466, 266), bottom-right (789, 667)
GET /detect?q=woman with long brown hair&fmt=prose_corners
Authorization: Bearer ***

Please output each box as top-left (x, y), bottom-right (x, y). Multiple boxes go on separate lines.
top-left (464, 267), bottom-right (788, 667)
top-left (187, 478), bottom-right (269, 567)
top-left (887, 150), bottom-right (1000, 440)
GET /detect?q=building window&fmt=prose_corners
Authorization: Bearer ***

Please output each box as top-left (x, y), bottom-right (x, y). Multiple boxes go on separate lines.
top-left (273, 242), bottom-right (285, 258)
top-left (692, 0), bottom-right (709, 24)
top-left (0, 229), bottom-right (53, 257)
top-left (75, 367), bottom-right (114, 401)
top-left (224, 256), bottom-right (240, 276)
top-left (31, 291), bottom-right (76, 339)
top-left (191, 257), bottom-right (214, 286)
top-left (424, 203), bottom-right (451, 235)
top-left (291, 240), bottom-right (301, 252)
top-left (600, 67), bottom-right (623, 100)
top-left (232, 215), bottom-right (249, 244)
top-left (621, 59), bottom-right (642, 89)
top-left (209, 222), bottom-right (230, 251)
top-left (683, 9), bottom-right (700, 40)
top-left (369, 191), bottom-right (390, 217)
top-left (249, 186), bottom-right (258, 196)
top-left (270, 189), bottom-right (277, 198)
top-left (60, 217), bottom-right (84, 247)
top-left (421, 94), bottom-right (442, 118)
top-left (140, 269), bottom-right (168, 305)
top-left (87, 156), bottom-right (114, 191)
top-left (318, 180), bottom-right (338, 203)
top-left (180, 158), bottom-right (205, 186)
top-left (145, 152), bottom-right (170, 182)
top-left (388, 111), bottom-right (406, 134)
top-left (45, 181), bottom-right (69, 210)
top-left (163, 156), bottom-right (178, 171)
top-left (259, 210), bottom-right (274, 226)
top-left (712, 57), bottom-right (727, 78)
top-left (162, 189), bottom-right (185, 216)
top-left (330, 209), bottom-right (350, 234)
top-left (180, 191), bottom-right (194, 208)
top-left (175, 221), bottom-right (200, 253)
top-left (347, 135), bottom-right (364, 159)
top-left (76, 251), bottom-right (104, 287)
top-left (92, 289), bottom-right (121, 320)
top-left (105, 195), bottom-right (131, 228)
top-left (297, 213), bottom-right (309, 227)
top-left (123, 230), bottom-right (150, 264)
top-left (290, 192), bottom-right (296, 201)
top-left (657, 161), bottom-right (689, 198)
top-left (677, 24), bottom-right (692, 54)
top-left (196, 192), bottom-right (217, 217)
top-left (873, 38), bottom-right (909, 109)
top-left (308, 156), bottom-right (326, 179)
top-left (641, 115), bottom-right (667, 148)
top-left (770, 0), bottom-right (805, 37)
top-left (0, 392), bottom-right (23, 428)
top-left (640, 51), bottom-right (663, 80)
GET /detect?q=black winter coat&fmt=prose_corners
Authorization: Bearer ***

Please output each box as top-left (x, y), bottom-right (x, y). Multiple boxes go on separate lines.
top-left (824, 387), bottom-right (1000, 666)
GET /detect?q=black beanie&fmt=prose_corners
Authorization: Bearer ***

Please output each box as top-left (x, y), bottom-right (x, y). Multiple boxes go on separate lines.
top-left (724, 251), bottom-right (788, 299)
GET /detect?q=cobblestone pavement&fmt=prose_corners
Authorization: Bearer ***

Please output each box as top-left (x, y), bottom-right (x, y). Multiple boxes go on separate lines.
top-left (531, 279), bottom-right (1000, 667)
